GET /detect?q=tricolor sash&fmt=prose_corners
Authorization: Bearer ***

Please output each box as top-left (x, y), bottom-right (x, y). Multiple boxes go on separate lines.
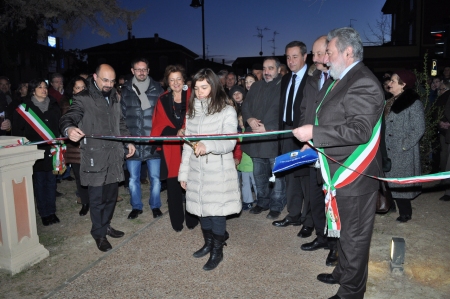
top-left (314, 81), bottom-right (381, 237)
top-left (16, 103), bottom-right (66, 174)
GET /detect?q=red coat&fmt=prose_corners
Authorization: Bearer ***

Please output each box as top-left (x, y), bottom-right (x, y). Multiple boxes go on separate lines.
top-left (151, 88), bottom-right (190, 179)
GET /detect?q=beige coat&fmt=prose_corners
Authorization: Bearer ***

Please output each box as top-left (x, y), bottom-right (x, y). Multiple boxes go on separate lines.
top-left (178, 99), bottom-right (241, 217)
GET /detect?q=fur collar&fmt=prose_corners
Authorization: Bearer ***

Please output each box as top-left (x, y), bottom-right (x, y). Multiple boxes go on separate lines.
top-left (390, 88), bottom-right (420, 114)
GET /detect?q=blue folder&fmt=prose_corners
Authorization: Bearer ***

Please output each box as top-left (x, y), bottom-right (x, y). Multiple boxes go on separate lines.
top-left (272, 148), bottom-right (318, 173)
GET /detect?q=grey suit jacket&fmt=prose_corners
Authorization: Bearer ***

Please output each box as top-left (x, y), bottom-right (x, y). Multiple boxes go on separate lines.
top-left (312, 62), bottom-right (384, 196)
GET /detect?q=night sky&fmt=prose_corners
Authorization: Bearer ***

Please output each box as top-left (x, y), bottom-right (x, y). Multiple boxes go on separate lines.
top-left (64, 0), bottom-right (389, 64)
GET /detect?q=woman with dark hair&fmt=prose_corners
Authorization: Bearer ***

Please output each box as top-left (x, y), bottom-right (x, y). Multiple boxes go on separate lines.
top-left (178, 68), bottom-right (241, 271)
top-left (385, 70), bottom-right (425, 222)
top-left (60, 76), bottom-right (90, 216)
top-left (151, 65), bottom-right (198, 232)
top-left (12, 79), bottom-right (62, 226)
top-left (244, 73), bottom-right (257, 93)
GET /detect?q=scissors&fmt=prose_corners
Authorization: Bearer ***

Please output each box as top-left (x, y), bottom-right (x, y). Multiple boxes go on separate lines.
top-left (182, 137), bottom-right (198, 150)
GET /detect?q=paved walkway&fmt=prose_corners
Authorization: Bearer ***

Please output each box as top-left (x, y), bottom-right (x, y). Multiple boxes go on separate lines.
top-left (41, 185), bottom-right (449, 299)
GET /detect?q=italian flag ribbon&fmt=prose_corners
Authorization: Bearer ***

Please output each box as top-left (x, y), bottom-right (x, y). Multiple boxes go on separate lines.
top-left (16, 104), bottom-right (67, 174)
top-left (314, 119), bottom-right (381, 237)
top-left (314, 80), bottom-right (381, 237)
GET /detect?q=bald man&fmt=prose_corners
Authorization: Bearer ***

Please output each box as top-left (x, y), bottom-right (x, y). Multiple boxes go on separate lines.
top-left (60, 64), bottom-right (136, 252)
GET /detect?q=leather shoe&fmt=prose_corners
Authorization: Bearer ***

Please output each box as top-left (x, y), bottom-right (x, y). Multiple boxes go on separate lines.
top-left (317, 273), bottom-right (339, 285)
top-left (249, 205), bottom-right (269, 214)
top-left (266, 210), bottom-right (281, 219)
top-left (396, 215), bottom-right (411, 222)
top-left (128, 209), bottom-right (143, 219)
top-left (106, 226), bottom-right (124, 238)
top-left (272, 217), bottom-right (302, 227)
top-left (55, 190), bottom-right (63, 197)
top-left (63, 176), bottom-right (75, 181)
top-left (328, 295), bottom-right (341, 299)
top-left (439, 195), bottom-right (450, 201)
top-left (152, 208), bottom-right (163, 218)
top-left (95, 237), bottom-right (112, 252)
top-left (51, 214), bottom-right (60, 223)
top-left (297, 226), bottom-right (314, 238)
top-left (326, 249), bottom-right (338, 266)
top-left (79, 204), bottom-right (89, 216)
top-left (301, 238), bottom-right (329, 251)
top-left (41, 216), bottom-right (51, 226)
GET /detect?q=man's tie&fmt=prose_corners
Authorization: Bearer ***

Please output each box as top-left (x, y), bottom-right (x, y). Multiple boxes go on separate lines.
top-left (323, 72), bottom-right (328, 81)
top-left (286, 74), bottom-right (297, 125)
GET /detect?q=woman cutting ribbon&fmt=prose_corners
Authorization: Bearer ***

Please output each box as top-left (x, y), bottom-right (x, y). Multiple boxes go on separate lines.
top-left (178, 68), bottom-right (241, 271)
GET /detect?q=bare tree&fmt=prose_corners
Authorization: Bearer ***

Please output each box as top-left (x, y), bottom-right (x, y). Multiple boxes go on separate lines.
top-left (0, 0), bottom-right (143, 40)
top-left (364, 12), bottom-right (391, 45)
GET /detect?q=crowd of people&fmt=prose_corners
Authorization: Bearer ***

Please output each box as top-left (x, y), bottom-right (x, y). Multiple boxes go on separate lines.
top-left (1, 26), bottom-right (450, 299)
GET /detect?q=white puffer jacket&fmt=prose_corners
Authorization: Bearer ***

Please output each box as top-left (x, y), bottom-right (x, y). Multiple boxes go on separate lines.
top-left (178, 98), bottom-right (242, 217)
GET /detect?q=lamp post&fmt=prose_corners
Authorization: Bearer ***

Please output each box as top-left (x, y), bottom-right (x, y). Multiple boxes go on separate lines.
top-left (190, 0), bottom-right (205, 60)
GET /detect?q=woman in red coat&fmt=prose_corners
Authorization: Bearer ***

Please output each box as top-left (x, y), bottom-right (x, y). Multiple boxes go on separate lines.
top-left (151, 65), bottom-right (199, 232)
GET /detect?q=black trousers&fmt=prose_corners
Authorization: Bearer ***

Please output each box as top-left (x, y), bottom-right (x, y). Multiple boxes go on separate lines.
top-left (200, 216), bottom-right (226, 235)
top-left (285, 172), bottom-right (312, 226)
top-left (72, 163), bottom-right (89, 205)
top-left (394, 197), bottom-right (412, 216)
top-left (285, 171), bottom-right (303, 221)
top-left (167, 177), bottom-right (198, 231)
top-left (88, 183), bottom-right (118, 239)
top-left (332, 191), bottom-right (377, 299)
top-left (307, 168), bottom-right (337, 248)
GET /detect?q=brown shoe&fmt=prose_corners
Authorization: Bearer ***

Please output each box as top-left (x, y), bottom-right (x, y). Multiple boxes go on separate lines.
top-left (117, 195), bottom-right (123, 202)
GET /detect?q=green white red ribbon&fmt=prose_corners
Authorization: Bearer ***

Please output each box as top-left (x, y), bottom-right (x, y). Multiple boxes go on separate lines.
top-left (3, 129), bottom-right (450, 185)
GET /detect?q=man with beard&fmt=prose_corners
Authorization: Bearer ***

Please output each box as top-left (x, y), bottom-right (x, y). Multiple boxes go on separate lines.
top-left (293, 28), bottom-right (384, 299)
top-left (121, 58), bottom-right (164, 220)
top-left (242, 57), bottom-right (286, 219)
top-left (298, 35), bottom-right (338, 267)
top-left (61, 64), bottom-right (136, 252)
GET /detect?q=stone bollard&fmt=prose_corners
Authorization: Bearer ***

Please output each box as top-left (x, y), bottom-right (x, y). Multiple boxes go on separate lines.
top-left (0, 136), bottom-right (49, 275)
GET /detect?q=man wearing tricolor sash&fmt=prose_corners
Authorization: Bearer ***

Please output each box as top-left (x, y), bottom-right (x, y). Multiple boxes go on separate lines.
top-left (293, 28), bottom-right (384, 299)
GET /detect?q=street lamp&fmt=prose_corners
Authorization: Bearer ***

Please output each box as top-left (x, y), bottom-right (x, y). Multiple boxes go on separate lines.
top-left (190, 0), bottom-right (205, 60)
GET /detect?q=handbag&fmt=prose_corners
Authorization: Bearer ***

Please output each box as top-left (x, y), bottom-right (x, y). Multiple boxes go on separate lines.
top-left (376, 180), bottom-right (393, 214)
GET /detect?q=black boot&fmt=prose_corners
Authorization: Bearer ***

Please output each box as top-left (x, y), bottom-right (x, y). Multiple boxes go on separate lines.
top-left (79, 204), bottom-right (89, 216)
top-left (193, 229), bottom-right (213, 258)
top-left (203, 234), bottom-right (226, 271)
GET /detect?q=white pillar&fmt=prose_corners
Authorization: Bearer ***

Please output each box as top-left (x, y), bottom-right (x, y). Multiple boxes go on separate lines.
top-left (0, 136), bottom-right (49, 275)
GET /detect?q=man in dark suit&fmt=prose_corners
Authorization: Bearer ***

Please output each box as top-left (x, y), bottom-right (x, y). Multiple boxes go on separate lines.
top-left (293, 27), bottom-right (384, 299)
top-left (298, 35), bottom-right (338, 267)
top-left (272, 41), bottom-right (313, 230)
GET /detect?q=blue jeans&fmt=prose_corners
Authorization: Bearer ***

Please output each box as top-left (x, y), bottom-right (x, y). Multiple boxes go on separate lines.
top-left (32, 171), bottom-right (57, 217)
top-left (126, 159), bottom-right (161, 210)
top-left (252, 157), bottom-right (286, 212)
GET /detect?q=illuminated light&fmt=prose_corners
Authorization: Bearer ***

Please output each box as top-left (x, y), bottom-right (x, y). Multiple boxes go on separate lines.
top-left (390, 237), bottom-right (406, 273)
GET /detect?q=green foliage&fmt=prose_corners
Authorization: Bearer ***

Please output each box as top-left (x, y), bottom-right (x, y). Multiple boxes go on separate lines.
top-left (415, 53), bottom-right (441, 174)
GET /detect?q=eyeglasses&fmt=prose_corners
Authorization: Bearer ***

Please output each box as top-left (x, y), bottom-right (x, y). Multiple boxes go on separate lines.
top-left (98, 77), bottom-right (116, 84)
top-left (133, 68), bottom-right (149, 73)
